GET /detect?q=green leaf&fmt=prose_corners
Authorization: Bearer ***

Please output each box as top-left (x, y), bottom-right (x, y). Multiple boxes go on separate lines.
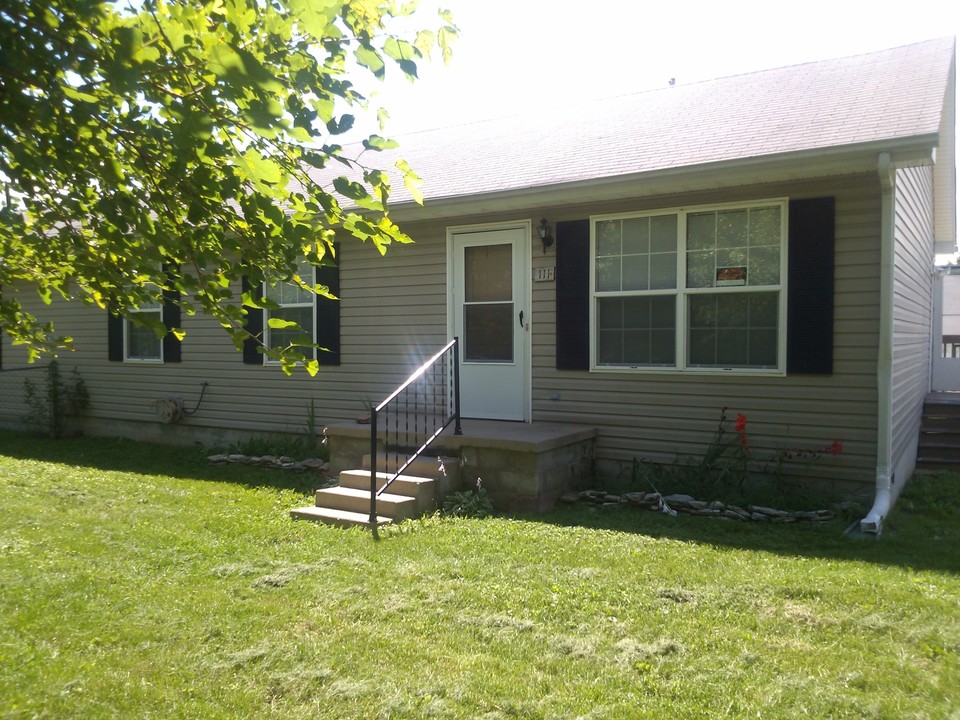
top-left (398, 59), bottom-right (418, 80)
top-left (362, 135), bottom-right (399, 151)
top-left (355, 45), bottom-right (385, 79)
top-left (326, 115), bottom-right (354, 135)
top-left (396, 159), bottom-right (424, 205)
top-left (383, 38), bottom-right (419, 62)
top-left (239, 148), bottom-right (283, 188)
top-left (287, 0), bottom-right (339, 39)
top-left (267, 318), bottom-right (300, 330)
top-left (333, 177), bottom-right (383, 211)
top-left (414, 30), bottom-right (435, 58)
top-left (62, 85), bottom-right (99, 104)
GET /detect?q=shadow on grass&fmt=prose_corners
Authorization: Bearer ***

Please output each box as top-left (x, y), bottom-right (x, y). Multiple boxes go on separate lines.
top-left (525, 471), bottom-right (960, 575)
top-left (3, 431), bottom-right (956, 574)
top-left (0, 430), bottom-right (322, 495)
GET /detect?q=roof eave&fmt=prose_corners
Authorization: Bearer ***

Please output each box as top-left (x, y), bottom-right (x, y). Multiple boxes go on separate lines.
top-left (386, 134), bottom-right (939, 222)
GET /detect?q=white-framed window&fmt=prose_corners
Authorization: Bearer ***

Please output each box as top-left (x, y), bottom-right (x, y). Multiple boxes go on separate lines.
top-left (591, 199), bottom-right (787, 373)
top-left (263, 259), bottom-right (316, 356)
top-left (124, 291), bottom-right (163, 362)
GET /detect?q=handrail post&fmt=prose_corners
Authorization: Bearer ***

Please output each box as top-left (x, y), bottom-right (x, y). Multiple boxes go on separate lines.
top-left (453, 336), bottom-right (462, 435)
top-left (369, 408), bottom-right (378, 529)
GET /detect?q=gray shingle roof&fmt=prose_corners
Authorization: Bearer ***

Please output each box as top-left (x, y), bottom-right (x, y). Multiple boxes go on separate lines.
top-left (309, 37), bottom-right (955, 206)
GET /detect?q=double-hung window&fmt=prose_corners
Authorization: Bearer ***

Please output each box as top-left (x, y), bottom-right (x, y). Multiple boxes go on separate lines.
top-left (125, 291), bottom-right (164, 361)
top-left (263, 259), bottom-right (316, 355)
top-left (592, 199), bottom-right (786, 373)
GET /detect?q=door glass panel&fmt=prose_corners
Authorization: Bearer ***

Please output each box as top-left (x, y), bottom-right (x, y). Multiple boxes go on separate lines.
top-left (464, 304), bottom-right (513, 362)
top-left (465, 244), bottom-right (512, 302)
top-left (463, 242), bottom-right (515, 363)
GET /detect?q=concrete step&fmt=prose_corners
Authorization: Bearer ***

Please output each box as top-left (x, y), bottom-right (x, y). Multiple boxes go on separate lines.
top-left (362, 452), bottom-right (460, 478)
top-left (314, 485), bottom-right (419, 520)
top-left (289, 505), bottom-right (390, 528)
top-left (338, 469), bottom-right (437, 515)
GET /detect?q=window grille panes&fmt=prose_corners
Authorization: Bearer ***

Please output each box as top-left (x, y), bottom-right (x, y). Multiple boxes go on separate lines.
top-left (265, 260), bottom-right (315, 353)
top-left (126, 292), bottom-right (162, 361)
top-left (597, 296), bottom-right (675, 366)
top-left (595, 214), bottom-right (677, 293)
top-left (268, 306), bottom-right (314, 350)
top-left (127, 316), bottom-right (161, 360)
top-left (688, 292), bottom-right (778, 368)
top-left (686, 206), bottom-right (781, 288)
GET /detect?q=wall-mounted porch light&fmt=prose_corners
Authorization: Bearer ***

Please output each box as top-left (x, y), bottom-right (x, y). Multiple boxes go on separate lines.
top-left (537, 218), bottom-right (554, 254)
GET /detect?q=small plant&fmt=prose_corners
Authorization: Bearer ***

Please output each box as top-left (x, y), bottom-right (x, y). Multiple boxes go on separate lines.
top-left (632, 408), bottom-right (843, 508)
top-left (223, 400), bottom-right (329, 461)
top-left (303, 398), bottom-right (324, 457)
top-left (442, 478), bottom-right (493, 518)
top-left (22, 360), bottom-right (89, 438)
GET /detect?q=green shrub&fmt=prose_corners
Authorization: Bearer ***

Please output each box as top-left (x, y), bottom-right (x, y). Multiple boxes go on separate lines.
top-left (22, 360), bottom-right (89, 438)
top-left (442, 480), bottom-right (493, 518)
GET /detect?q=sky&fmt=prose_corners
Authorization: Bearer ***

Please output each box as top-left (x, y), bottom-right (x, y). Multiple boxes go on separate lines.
top-left (362, 0), bottom-right (958, 137)
top-left (348, 0), bottom-right (958, 257)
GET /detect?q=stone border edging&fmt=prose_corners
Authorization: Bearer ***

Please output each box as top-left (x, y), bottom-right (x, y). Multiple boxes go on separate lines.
top-left (207, 453), bottom-right (330, 474)
top-left (561, 490), bottom-right (835, 523)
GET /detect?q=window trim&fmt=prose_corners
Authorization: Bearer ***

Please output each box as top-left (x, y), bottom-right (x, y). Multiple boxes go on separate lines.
top-left (589, 198), bottom-right (789, 375)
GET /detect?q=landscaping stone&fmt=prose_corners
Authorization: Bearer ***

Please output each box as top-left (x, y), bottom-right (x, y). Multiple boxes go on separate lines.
top-left (565, 488), bottom-right (835, 524)
top-left (207, 453), bottom-right (330, 474)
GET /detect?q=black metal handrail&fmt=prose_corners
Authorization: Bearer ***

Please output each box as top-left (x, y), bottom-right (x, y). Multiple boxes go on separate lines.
top-left (369, 338), bottom-right (462, 528)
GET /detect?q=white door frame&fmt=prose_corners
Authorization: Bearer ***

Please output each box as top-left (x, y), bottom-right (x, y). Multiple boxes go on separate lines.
top-left (447, 220), bottom-right (532, 422)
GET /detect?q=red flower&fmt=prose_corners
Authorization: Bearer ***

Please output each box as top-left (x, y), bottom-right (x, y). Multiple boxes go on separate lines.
top-left (735, 413), bottom-right (748, 448)
top-left (829, 440), bottom-right (843, 455)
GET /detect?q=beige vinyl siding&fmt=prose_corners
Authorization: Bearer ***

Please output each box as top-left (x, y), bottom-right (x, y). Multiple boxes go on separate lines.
top-left (891, 165), bottom-right (936, 484)
top-left (531, 174), bottom-right (881, 493)
top-left (0, 235), bottom-right (450, 443)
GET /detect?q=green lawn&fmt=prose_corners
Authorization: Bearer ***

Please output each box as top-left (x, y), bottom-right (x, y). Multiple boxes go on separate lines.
top-left (1, 432), bottom-right (957, 719)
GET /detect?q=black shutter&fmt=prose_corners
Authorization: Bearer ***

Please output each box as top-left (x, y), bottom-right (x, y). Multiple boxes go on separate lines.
top-left (555, 219), bottom-right (591, 370)
top-left (161, 264), bottom-right (182, 363)
top-left (315, 251), bottom-right (340, 366)
top-left (787, 197), bottom-right (836, 374)
top-left (241, 275), bottom-right (264, 365)
top-left (107, 312), bottom-right (124, 361)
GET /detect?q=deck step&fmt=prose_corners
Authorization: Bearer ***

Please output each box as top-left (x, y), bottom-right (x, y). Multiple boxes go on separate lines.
top-left (917, 394), bottom-right (960, 471)
top-left (289, 505), bottom-right (389, 528)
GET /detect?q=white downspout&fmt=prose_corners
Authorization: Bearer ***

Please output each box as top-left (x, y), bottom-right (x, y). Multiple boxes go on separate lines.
top-left (860, 152), bottom-right (896, 535)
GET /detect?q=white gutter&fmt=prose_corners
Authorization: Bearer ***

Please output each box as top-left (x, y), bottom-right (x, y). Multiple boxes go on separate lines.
top-left (861, 152), bottom-right (896, 535)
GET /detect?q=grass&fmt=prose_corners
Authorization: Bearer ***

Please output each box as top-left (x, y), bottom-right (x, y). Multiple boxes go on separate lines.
top-left (1, 431), bottom-right (958, 719)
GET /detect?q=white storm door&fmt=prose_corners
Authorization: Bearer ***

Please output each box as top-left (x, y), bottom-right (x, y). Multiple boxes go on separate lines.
top-left (452, 227), bottom-right (529, 421)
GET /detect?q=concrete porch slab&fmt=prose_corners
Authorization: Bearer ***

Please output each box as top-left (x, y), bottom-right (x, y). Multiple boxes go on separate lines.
top-left (325, 420), bottom-right (596, 513)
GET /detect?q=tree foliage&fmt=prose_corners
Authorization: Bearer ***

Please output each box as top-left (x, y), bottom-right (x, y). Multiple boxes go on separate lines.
top-left (0, 0), bottom-right (456, 373)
